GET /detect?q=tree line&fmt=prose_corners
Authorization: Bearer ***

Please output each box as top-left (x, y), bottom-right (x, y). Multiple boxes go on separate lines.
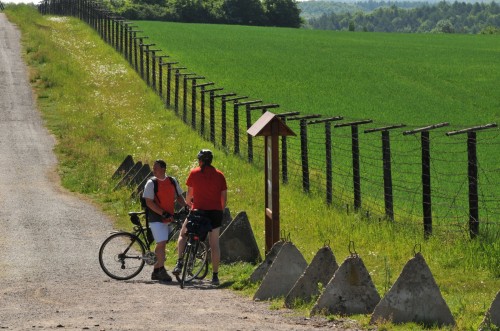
top-left (305, 1), bottom-right (500, 33)
top-left (102, 0), bottom-right (302, 27)
top-left (297, 0), bottom-right (430, 19)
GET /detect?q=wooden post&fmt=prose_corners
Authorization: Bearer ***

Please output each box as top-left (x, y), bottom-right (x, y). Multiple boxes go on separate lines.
top-left (248, 112), bottom-right (296, 253)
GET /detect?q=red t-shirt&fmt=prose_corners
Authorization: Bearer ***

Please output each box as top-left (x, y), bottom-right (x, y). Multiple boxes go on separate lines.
top-left (186, 166), bottom-right (227, 210)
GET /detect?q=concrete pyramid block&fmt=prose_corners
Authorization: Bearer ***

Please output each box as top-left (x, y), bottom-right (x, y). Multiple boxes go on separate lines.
top-left (253, 242), bottom-right (308, 301)
top-left (285, 246), bottom-right (339, 308)
top-left (480, 290), bottom-right (500, 330)
top-left (219, 211), bottom-right (261, 264)
top-left (114, 161), bottom-right (142, 190)
top-left (112, 155), bottom-right (134, 179)
top-left (130, 163), bottom-right (151, 187)
top-left (250, 240), bottom-right (285, 283)
top-left (220, 207), bottom-right (232, 233)
top-left (311, 254), bottom-right (380, 316)
top-left (370, 252), bottom-right (455, 327)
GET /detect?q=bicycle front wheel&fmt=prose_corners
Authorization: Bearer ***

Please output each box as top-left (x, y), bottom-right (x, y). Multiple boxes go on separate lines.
top-left (99, 232), bottom-right (146, 280)
top-left (194, 240), bottom-right (209, 280)
top-left (181, 240), bottom-right (209, 287)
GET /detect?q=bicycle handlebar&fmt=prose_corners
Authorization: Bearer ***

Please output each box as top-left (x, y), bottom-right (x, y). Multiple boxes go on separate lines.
top-left (128, 206), bottom-right (190, 226)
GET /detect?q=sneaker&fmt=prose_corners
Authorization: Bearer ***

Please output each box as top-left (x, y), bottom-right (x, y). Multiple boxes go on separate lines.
top-left (172, 260), bottom-right (183, 276)
top-left (151, 268), bottom-right (172, 282)
top-left (211, 275), bottom-right (220, 286)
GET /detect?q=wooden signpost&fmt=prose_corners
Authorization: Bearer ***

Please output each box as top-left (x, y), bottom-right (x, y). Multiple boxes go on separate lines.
top-left (247, 111), bottom-right (296, 253)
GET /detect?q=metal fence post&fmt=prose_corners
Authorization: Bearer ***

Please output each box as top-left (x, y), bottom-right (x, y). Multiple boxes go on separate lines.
top-left (365, 124), bottom-right (406, 220)
top-left (193, 82), bottom-right (215, 130)
top-left (446, 123), bottom-right (497, 239)
top-left (404, 122), bottom-right (449, 238)
top-left (335, 120), bottom-right (373, 211)
top-left (308, 116), bottom-right (344, 204)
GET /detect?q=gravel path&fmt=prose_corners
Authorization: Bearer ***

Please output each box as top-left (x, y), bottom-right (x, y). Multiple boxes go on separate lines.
top-left (0, 13), bottom-right (360, 331)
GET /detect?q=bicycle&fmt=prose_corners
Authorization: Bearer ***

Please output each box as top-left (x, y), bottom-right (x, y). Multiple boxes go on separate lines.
top-left (175, 210), bottom-right (213, 289)
top-left (99, 207), bottom-right (208, 281)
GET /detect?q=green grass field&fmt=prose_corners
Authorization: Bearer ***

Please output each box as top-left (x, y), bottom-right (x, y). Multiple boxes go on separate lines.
top-left (5, 6), bottom-right (499, 330)
top-left (136, 20), bottom-right (500, 231)
top-left (137, 21), bottom-right (500, 126)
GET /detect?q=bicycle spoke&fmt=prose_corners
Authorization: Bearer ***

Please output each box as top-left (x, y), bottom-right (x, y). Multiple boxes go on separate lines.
top-left (99, 232), bottom-right (146, 280)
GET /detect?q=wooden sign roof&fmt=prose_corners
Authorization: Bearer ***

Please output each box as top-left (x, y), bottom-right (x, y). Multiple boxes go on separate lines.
top-left (247, 111), bottom-right (296, 137)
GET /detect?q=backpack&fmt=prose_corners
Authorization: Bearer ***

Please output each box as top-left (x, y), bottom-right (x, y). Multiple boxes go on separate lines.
top-left (186, 211), bottom-right (212, 241)
top-left (140, 176), bottom-right (181, 212)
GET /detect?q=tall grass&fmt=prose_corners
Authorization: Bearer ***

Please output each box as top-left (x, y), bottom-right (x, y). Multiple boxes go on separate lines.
top-left (5, 6), bottom-right (499, 330)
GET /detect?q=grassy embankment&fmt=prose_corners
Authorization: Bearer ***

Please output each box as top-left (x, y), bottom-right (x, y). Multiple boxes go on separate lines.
top-left (5, 6), bottom-right (499, 330)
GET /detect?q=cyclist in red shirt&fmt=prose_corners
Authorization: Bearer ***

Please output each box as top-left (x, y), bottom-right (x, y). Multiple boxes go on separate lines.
top-left (173, 149), bottom-right (227, 285)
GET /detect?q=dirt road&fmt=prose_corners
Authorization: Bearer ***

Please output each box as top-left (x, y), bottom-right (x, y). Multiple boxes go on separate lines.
top-left (0, 13), bottom-right (360, 330)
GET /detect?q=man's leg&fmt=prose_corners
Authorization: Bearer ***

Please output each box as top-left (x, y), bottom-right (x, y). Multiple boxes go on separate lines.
top-left (209, 227), bottom-right (220, 285)
top-left (154, 241), bottom-right (166, 269)
top-left (173, 220), bottom-right (188, 275)
top-left (152, 241), bottom-right (172, 281)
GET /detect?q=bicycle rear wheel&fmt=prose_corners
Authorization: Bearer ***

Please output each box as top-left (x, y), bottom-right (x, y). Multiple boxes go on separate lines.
top-left (99, 232), bottom-right (146, 280)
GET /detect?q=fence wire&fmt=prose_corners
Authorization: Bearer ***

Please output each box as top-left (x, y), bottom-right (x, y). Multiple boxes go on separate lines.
top-left (39, 0), bottom-right (500, 238)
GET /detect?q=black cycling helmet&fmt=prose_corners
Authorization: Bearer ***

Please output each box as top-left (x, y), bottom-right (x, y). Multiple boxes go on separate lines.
top-left (197, 149), bottom-right (213, 165)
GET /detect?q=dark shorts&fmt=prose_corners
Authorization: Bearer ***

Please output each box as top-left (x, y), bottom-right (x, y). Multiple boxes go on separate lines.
top-left (195, 209), bottom-right (223, 230)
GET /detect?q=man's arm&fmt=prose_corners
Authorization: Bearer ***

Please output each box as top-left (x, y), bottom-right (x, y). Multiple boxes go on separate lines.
top-left (146, 198), bottom-right (165, 216)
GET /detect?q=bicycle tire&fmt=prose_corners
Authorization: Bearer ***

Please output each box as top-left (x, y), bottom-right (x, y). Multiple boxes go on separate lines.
top-left (180, 244), bottom-right (192, 289)
top-left (177, 240), bottom-right (209, 287)
top-left (99, 232), bottom-right (146, 280)
top-left (194, 241), bottom-right (209, 280)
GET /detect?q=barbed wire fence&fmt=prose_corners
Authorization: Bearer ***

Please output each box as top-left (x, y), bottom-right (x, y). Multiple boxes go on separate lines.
top-left (38, 0), bottom-right (500, 239)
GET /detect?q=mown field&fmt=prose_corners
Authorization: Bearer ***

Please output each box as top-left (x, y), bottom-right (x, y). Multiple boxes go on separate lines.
top-left (5, 6), bottom-right (499, 330)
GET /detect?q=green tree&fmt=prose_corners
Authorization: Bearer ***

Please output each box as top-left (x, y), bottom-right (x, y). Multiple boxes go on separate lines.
top-left (131, 0), bottom-right (165, 6)
top-left (349, 20), bottom-right (355, 31)
top-left (263, 0), bottom-right (302, 28)
top-left (173, 0), bottom-right (211, 22)
top-left (433, 18), bottom-right (454, 33)
top-left (222, 0), bottom-right (266, 25)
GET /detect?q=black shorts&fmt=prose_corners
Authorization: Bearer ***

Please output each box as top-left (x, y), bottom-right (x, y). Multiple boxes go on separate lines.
top-left (195, 209), bottom-right (223, 230)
